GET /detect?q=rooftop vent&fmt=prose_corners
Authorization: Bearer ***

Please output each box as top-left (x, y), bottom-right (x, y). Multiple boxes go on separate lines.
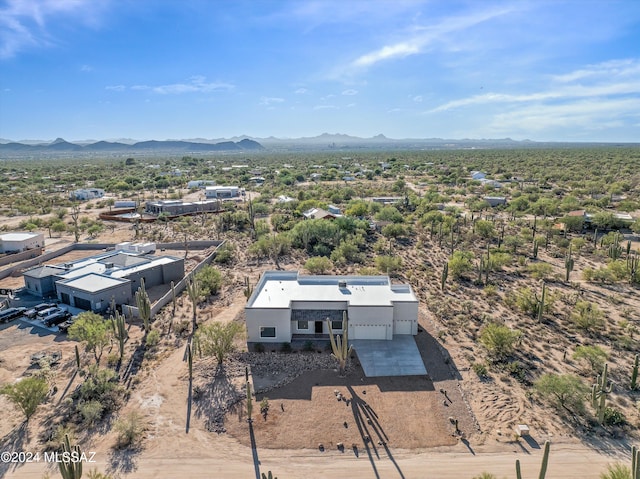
top-left (338, 280), bottom-right (347, 289)
top-left (104, 262), bottom-right (114, 269)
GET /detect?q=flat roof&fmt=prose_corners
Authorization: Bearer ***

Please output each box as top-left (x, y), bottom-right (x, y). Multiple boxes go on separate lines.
top-left (58, 273), bottom-right (129, 293)
top-left (248, 271), bottom-right (417, 309)
top-left (1, 232), bottom-right (42, 241)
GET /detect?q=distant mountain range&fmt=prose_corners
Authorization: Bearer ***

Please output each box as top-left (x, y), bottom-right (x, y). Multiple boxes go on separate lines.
top-left (1, 134), bottom-right (636, 157)
top-left (0, 137), bottom-right (264, 154)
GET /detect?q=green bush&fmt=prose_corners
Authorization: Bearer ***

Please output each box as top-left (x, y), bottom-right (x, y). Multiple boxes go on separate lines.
top-left (195, 264), bottom-right (223, 296)
top-left (79, 400), bottom-right (105, 426)
top-left (114, 411), bottom-right (147, 449)
top-left (146, 329), bottom-right (160, 349)
top-left (479, 323), bottom-right (522, 361)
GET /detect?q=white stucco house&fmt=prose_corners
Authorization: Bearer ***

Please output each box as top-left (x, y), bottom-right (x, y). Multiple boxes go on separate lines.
top-left (245, 271), bottom-right (419, 347)
top-left (0, 232), bottom-right (45, 254)
top-left (205, 185), bottom-right (240, 199)
top-left (71, 188), bottom-right (105, 200)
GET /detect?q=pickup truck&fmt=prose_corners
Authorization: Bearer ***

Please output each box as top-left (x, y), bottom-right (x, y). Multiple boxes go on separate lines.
top-left (0, 307), bottom-right (26, 323)
top-left (43, 311), bottom-right (72, 328)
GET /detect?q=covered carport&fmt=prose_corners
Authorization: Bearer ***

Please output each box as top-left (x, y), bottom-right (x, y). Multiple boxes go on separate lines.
top-left (351, 335), bottom-right (427, 377)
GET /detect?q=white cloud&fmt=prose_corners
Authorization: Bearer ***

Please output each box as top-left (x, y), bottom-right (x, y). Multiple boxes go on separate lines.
top-left (80, 64), bottom-right (93, 72)
top-left (342, 89), bottom-right (358, 96)
top-left (129, 77), bottom-right (234, 94)
top-left (313, 105), bottom-right (338, 110)
top-left (294, 88), bottom-right (308, 94)
top-left (412, 95), bottom-right (423, 102)
top-left (105, 85), bottom-right (125, 91)
top-left (552, 59), bottom-right (640, 83)
top-left (0, 0), bottom-right (110, 59)
top-left (260, 96), bottom-right (285, 106)
top-left (348, 6), bottom-right (513, 71)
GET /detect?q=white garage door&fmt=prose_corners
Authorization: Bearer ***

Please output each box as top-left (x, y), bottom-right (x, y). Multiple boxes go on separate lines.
top-left (394, 319), bottom-right (413, 335)
top-left (350, 324), bottom-right (387, 340)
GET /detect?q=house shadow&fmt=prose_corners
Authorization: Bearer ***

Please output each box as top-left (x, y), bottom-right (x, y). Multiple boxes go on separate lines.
top-left (0, 423), bottom-right (28, 479)
top-left (193, 364), bottom-right (243, 433)
top-left (414, 327), bottom-right (463, 381)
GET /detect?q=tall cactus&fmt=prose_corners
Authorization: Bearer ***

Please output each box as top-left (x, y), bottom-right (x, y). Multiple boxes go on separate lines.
top-left (564, 245), bottom-right (574, 282)
top-left (627, 253), bottom-right (639, 284)
top-left (327, 311), bottom-right (353, 376)
top-left (246, 381), bottom-right (253, 422)
top-left (74, 344), bottom-right (80, 370)
top-left (536, 282), bottom-right (547, 322)
top-left (186, 276), bottom-right (200, 333)
top-left (187, 341), bottom-right (193, 383)
top-left (632, 445), bottom-right (639, 479)
top-left (593, 228), bottom-right (598, 248)
top-left (135, 278), bottom-right (151, 333)
top-left (171, 281), bottom-right (176, 316)
top-left (58, 434), bottom-right (83, 479)
top-left (441, 262), bottom-right (448, 291)
top-left (110, 310), bottom-right (128, 364)
top-left (261, 472), bottom-right (277, 479)
top-left (533, 238), bottom-right (539, 259)
top-left (631, 354), bottom-right (639, 391)
top-left (243, 276), bottom-right (254, 301)
top-left (592, 363), bottom-right (613, 424)
top-left (515, 440), bottom-right (550, 479)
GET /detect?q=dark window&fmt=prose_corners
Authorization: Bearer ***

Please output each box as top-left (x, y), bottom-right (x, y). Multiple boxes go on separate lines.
top-left (297, 320), bottom-right (308, 330)
top-left (331, 320), bottom-right (343, 330)
top-left (260, 327), bottom-right (276, 338)
top-left (60, 293), bottom-right (70, 305)
top-left (74, 297), bottom-right (92, 311)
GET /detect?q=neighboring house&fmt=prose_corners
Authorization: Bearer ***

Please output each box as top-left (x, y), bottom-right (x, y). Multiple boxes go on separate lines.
top-left (470, 171), bottom-right (487, 180)
top-left (302, 208), bottom-right (336, 220)
top-left (479, 179), bottom-right (502, 189)
top-left (372, 197), bottom-right (402, 205)
top-left (484, 196), bottom-right (507, 207)
top-left (204, 186), bottom-right (240, 199)
top-left (327, 205), bottom-right (341, 216)
top-left (245, 271), bottom-right (418, 347)
top-left (310, 173), bottom-right (322, 181)
top-left (114, 200), bottom-right (137, 209)
top-left (277, 195), bottom-right (295, 203)
top-left (187, 180), bottom-right (216, 189)
top-left (71, 188), bottom-right (105, 200)
top-left (23, 249), bottom-right (184, 312)
top-left (249, 177), bottom-right (265, 185)
top-left (0, 232), bottom-right (44, 254)
top-left (145, 199), bottom-right (220, 216)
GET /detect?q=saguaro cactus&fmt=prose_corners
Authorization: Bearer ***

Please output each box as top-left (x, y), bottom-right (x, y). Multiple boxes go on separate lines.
top-left (58, 434), bottom-right (82, 479)
top-left (246, 381), bottom-right (253, 422)
top-left (135, 278), bottom-right (151, 333)
top-left (186, 276), bottom-right (200, 332)
top-left (171, 281), bottom-right (176, 316)
top-left (243, 276), bottom-right (254, 301)
top-left (110, 310), bottom-right (128, 364)
top-left (533, 238), bottom-right (539, 259)
top-left (327, 312), bottom-right (353, 376)
top-left (441, 263), bottom-right (448, 291)
top-left (631, 354), bottom-right (639, 391)
top-left (515, 440), bottom-right (550, 479)
top-left (592, 363), bottom-right (613, 424)
top-left (74, 344), bottom-right (80, 370)
top-left (564, 245), bottom-right (574, 282)
top-left (536, 282), bottom-right (547, 322)
top-left (632, 445), bottom-right (639, 479)
top-left (187, 341), bottom-right (193, 382)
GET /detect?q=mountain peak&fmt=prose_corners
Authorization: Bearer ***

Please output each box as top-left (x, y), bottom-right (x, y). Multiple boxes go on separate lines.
top-left (51, 137), bottom-right (67, 145)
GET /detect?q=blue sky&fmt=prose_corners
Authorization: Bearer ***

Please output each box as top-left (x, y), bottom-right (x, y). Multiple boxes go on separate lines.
top-left (1, 0), bottom-right (639, 142)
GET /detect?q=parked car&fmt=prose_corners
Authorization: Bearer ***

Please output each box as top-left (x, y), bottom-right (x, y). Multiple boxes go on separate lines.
top-left (43, 311), bottom-right (72, 327)
top-left (57, 317), bottom-right (76, 333)
top-left (0, 307), bottom-right (26, 323)
top-left (37, 307), bottom-right (62, 320)
top-left (24, 302), bottom-right (57, 319)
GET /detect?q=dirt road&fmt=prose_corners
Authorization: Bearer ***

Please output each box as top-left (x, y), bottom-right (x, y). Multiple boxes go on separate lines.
top-left (10, 441), bottom-right (624, 478)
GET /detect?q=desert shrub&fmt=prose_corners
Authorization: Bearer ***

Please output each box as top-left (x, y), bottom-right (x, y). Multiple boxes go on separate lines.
top-left (505, 361), bottom-right (528, 383)
top-left (526, 262), bottom-right (554, 280)
top-left (195, 265), bottom-right (223, 296)
top-left (304, 256), bottom-right (334, 274)
top-left (600, 464), bottom-right (632, 479)
top-left (106, 353), bottom-right (120, 368)
top-left (534, 373), bottom-right (588, 412)
top-left (114, 411), bottom-right (147, 449)
top-left (280, 342), bottom-right (292, 353)
top-left (195, 321), bottom-right (243, 364)
top-left (145, 329), bottom-right (160, 349)
top-left (573, 345), bottom-right (608, 373)
top-left (375, 255), bottom-right (403, 275)
top-left (76, 366), bottom-right (123, 413)
top-left (79, 400), bottom-right (105, 426)
top-left (1, 376), bottom-right (49, 421)
top-left (174, 320), bottom-right (190, 337)
top-left (448, 250), bottom-right (474, 279)
top-left (571, 301), bottom-right (605, 334)
top-left (479, 323), bottom-right (522, 361)
top-left (303, 340), bottom-right (315, 352)
top-left (472, 362), bottom-right (489, 378)
top-left (603, 407), bottom-right (626, 426)
top-left (483, 284), bottom-right (498, 297)
top-left (473, 474), bottom-right (498, 479)
top-left (213, 243), bottom-right (235, 264)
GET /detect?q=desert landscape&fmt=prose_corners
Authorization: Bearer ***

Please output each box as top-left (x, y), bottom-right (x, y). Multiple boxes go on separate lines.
top-left (0, 147), bottom-right (638, 479)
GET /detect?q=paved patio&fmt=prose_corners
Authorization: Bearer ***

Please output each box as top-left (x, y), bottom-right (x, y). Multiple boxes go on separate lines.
top-left (351, 335), bottom-right (428, 377)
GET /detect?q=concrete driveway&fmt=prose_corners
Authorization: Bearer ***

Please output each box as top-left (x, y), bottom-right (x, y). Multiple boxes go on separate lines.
top-left (351, 335), bottom-right (427, 377)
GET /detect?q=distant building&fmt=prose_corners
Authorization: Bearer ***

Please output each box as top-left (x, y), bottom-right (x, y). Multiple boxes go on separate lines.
top-left (0, 232), bottom-right (44, 254)
top-left (114, 200), bottom-right (137, 209)
top-left (310, 173), bottom-right (322, 181)
top-left (145, 199), bottom-right (221, 216)
top-left (204, 186), bottom-right (240, 199)
top-left (470, 171), bottom-right (487, 180)
top-left (302, 208), bottom-right (336, 220)
top-left (71, 188), bottom-right (105, 200)
top-left (277, 195), bottom-right (295, 203)
top-left (372, 197), bottom-right (403, 205)
top-left (187, 180), bottom-right (216, 189)
top-left (327, 205), bottom-right (342, 216)
top-left (484, 196), bottom-right (507, 207)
